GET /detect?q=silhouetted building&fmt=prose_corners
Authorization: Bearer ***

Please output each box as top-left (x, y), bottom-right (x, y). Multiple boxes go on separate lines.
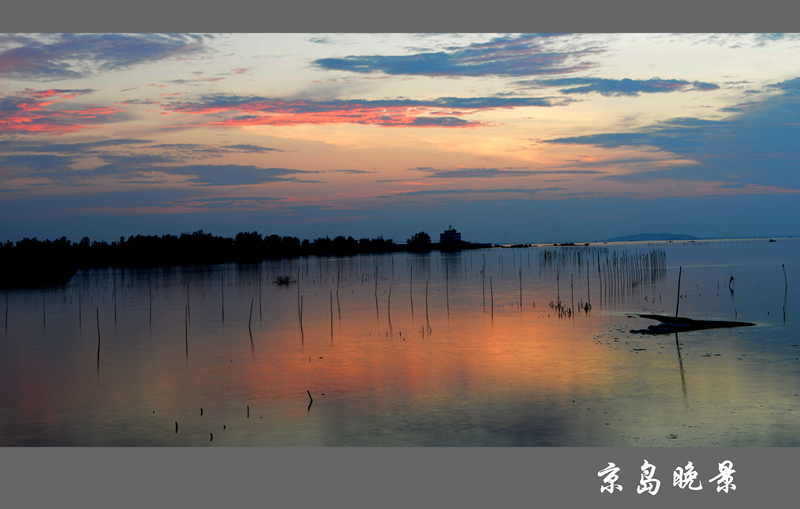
top-left (440, 226), bottom-right (461, 244)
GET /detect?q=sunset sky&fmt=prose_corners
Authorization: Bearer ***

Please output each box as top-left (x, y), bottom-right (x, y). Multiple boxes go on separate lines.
top-left (1, 33), bottom-right (799, 244)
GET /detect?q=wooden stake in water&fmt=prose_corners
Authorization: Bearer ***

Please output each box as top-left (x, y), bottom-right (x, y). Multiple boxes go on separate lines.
top-left (784, 264), bottom-right (788, 288)
top-left (557, 267), bottom-right (560, 304)
top-left (597, 251), bottom-right (602, 296)
top-left (410, 264), bottom-right (414, 315)
top-left (115, 274), bottom-right (120, 325)
top-left (587, 260), bottom-right (591, 308)
top-left (336, 263), bottom-right (341, 319)
top-left (490, 276), bottom-right (494, 318)
top-left (675, 266), bottom-right (683, 318)
top-left (571, 273), bottom-right (574, 315)
top-left (299, 295), bottom-right (304, 337)
top-left (445, 265), bottom-right (449, 315)
top-left (96, 308), bottom-right (101, 372)
top-left (482, 254), bottom-right (486, 309)
top-left (248, 297), bottom-right (254, 332)
top-left (519, 268), bottom-right (522, 307)
top-left (425, 280), bottom-right (429, 324)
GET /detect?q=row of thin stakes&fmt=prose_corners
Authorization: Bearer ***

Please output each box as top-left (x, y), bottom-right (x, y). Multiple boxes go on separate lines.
top-left (539, 246), bottom-right (667, 300)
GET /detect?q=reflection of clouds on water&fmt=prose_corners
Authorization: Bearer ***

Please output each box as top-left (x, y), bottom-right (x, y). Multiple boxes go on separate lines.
top-left (1, 240), bottom-right (799, 445)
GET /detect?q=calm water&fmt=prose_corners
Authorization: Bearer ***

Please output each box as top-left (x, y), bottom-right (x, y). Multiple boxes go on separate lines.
top-left (1, 238), bottom-right (798, 446)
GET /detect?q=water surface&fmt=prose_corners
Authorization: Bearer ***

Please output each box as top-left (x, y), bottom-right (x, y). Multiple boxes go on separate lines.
top-left (1, 238), bottom-right (798, 446)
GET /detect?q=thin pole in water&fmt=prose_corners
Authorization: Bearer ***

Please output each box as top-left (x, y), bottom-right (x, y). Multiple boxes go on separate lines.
top-left (482, 254), bottom-right (486, 309)
top-left (336, 262), bottom-right (341, 319)
top-left (675, 266), bottom-right (682, 318)
top-left (557, 267), bottom-right (560, 304)
top-left (96, 308), bottom-right (101, 373)
top-left (248, 297), bottom-right (254, 332)
top-left (490, 276), bottom-right (494, 318)
top-left (445, 265), bottom-right (449, 315)
top-left (329, 289), bottom-right (334, 340)
top-left (587, 260), bottom-right (591, 308)
top-left (410, 264), bottom-right (413, 315)
top-left (299, 295), bottom-right (304, 338)
top-left (425, 280), bottom-right (429, 324)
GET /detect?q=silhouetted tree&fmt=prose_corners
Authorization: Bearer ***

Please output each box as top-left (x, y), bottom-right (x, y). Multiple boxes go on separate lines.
top-left (406, 232), bottom-right (431, 249)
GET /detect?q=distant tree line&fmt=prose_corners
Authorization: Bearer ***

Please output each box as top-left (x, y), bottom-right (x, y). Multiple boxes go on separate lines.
top-left (0, 230), bottom-right (437, 288)
top-left (0, 229), bottom-right (485, 288)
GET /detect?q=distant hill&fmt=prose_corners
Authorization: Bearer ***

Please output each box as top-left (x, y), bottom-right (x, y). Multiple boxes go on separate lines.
top-left (606, 233), bottom-right (699, 242)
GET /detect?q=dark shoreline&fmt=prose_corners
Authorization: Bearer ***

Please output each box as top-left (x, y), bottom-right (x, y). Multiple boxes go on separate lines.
top-left (0, 231), bottom-right (491, 289)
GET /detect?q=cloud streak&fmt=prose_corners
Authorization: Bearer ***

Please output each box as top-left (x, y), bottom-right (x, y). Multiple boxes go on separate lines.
top-left (382, 187), bottom-right (564, 197)
top-left (415, 167), bottom-right (603, 178)
top-left (0, 34), bottom-right (209, 81)
top-left (0, 88), bottom-right (125, 134)
top-left (0, 139), bottom-right (283, 161)
top-left (312, 34), bottom-right (600, 77)
top-left (90, 164), bottom-right (320, 187)
top-left (161, 94), bottom-right (563, 128)
top-left (518, 77), bottom-right (720, 96)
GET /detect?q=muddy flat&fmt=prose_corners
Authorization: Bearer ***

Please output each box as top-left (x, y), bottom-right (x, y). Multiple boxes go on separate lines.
top-left (631, 314), bottom-right (756, 334)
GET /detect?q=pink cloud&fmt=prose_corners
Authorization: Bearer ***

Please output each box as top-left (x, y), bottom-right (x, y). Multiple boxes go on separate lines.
top-left (156, 95), bottom-right (555, 128)
top-left (0, 89), bottom-right (123, 135)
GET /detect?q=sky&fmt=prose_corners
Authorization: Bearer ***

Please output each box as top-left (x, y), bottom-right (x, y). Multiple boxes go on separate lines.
top-left (1, 33), bottom-right (799, 244)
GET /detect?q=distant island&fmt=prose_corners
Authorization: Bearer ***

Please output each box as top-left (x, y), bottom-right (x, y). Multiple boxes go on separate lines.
top-left (605, 233), bottom-right (699, 242)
